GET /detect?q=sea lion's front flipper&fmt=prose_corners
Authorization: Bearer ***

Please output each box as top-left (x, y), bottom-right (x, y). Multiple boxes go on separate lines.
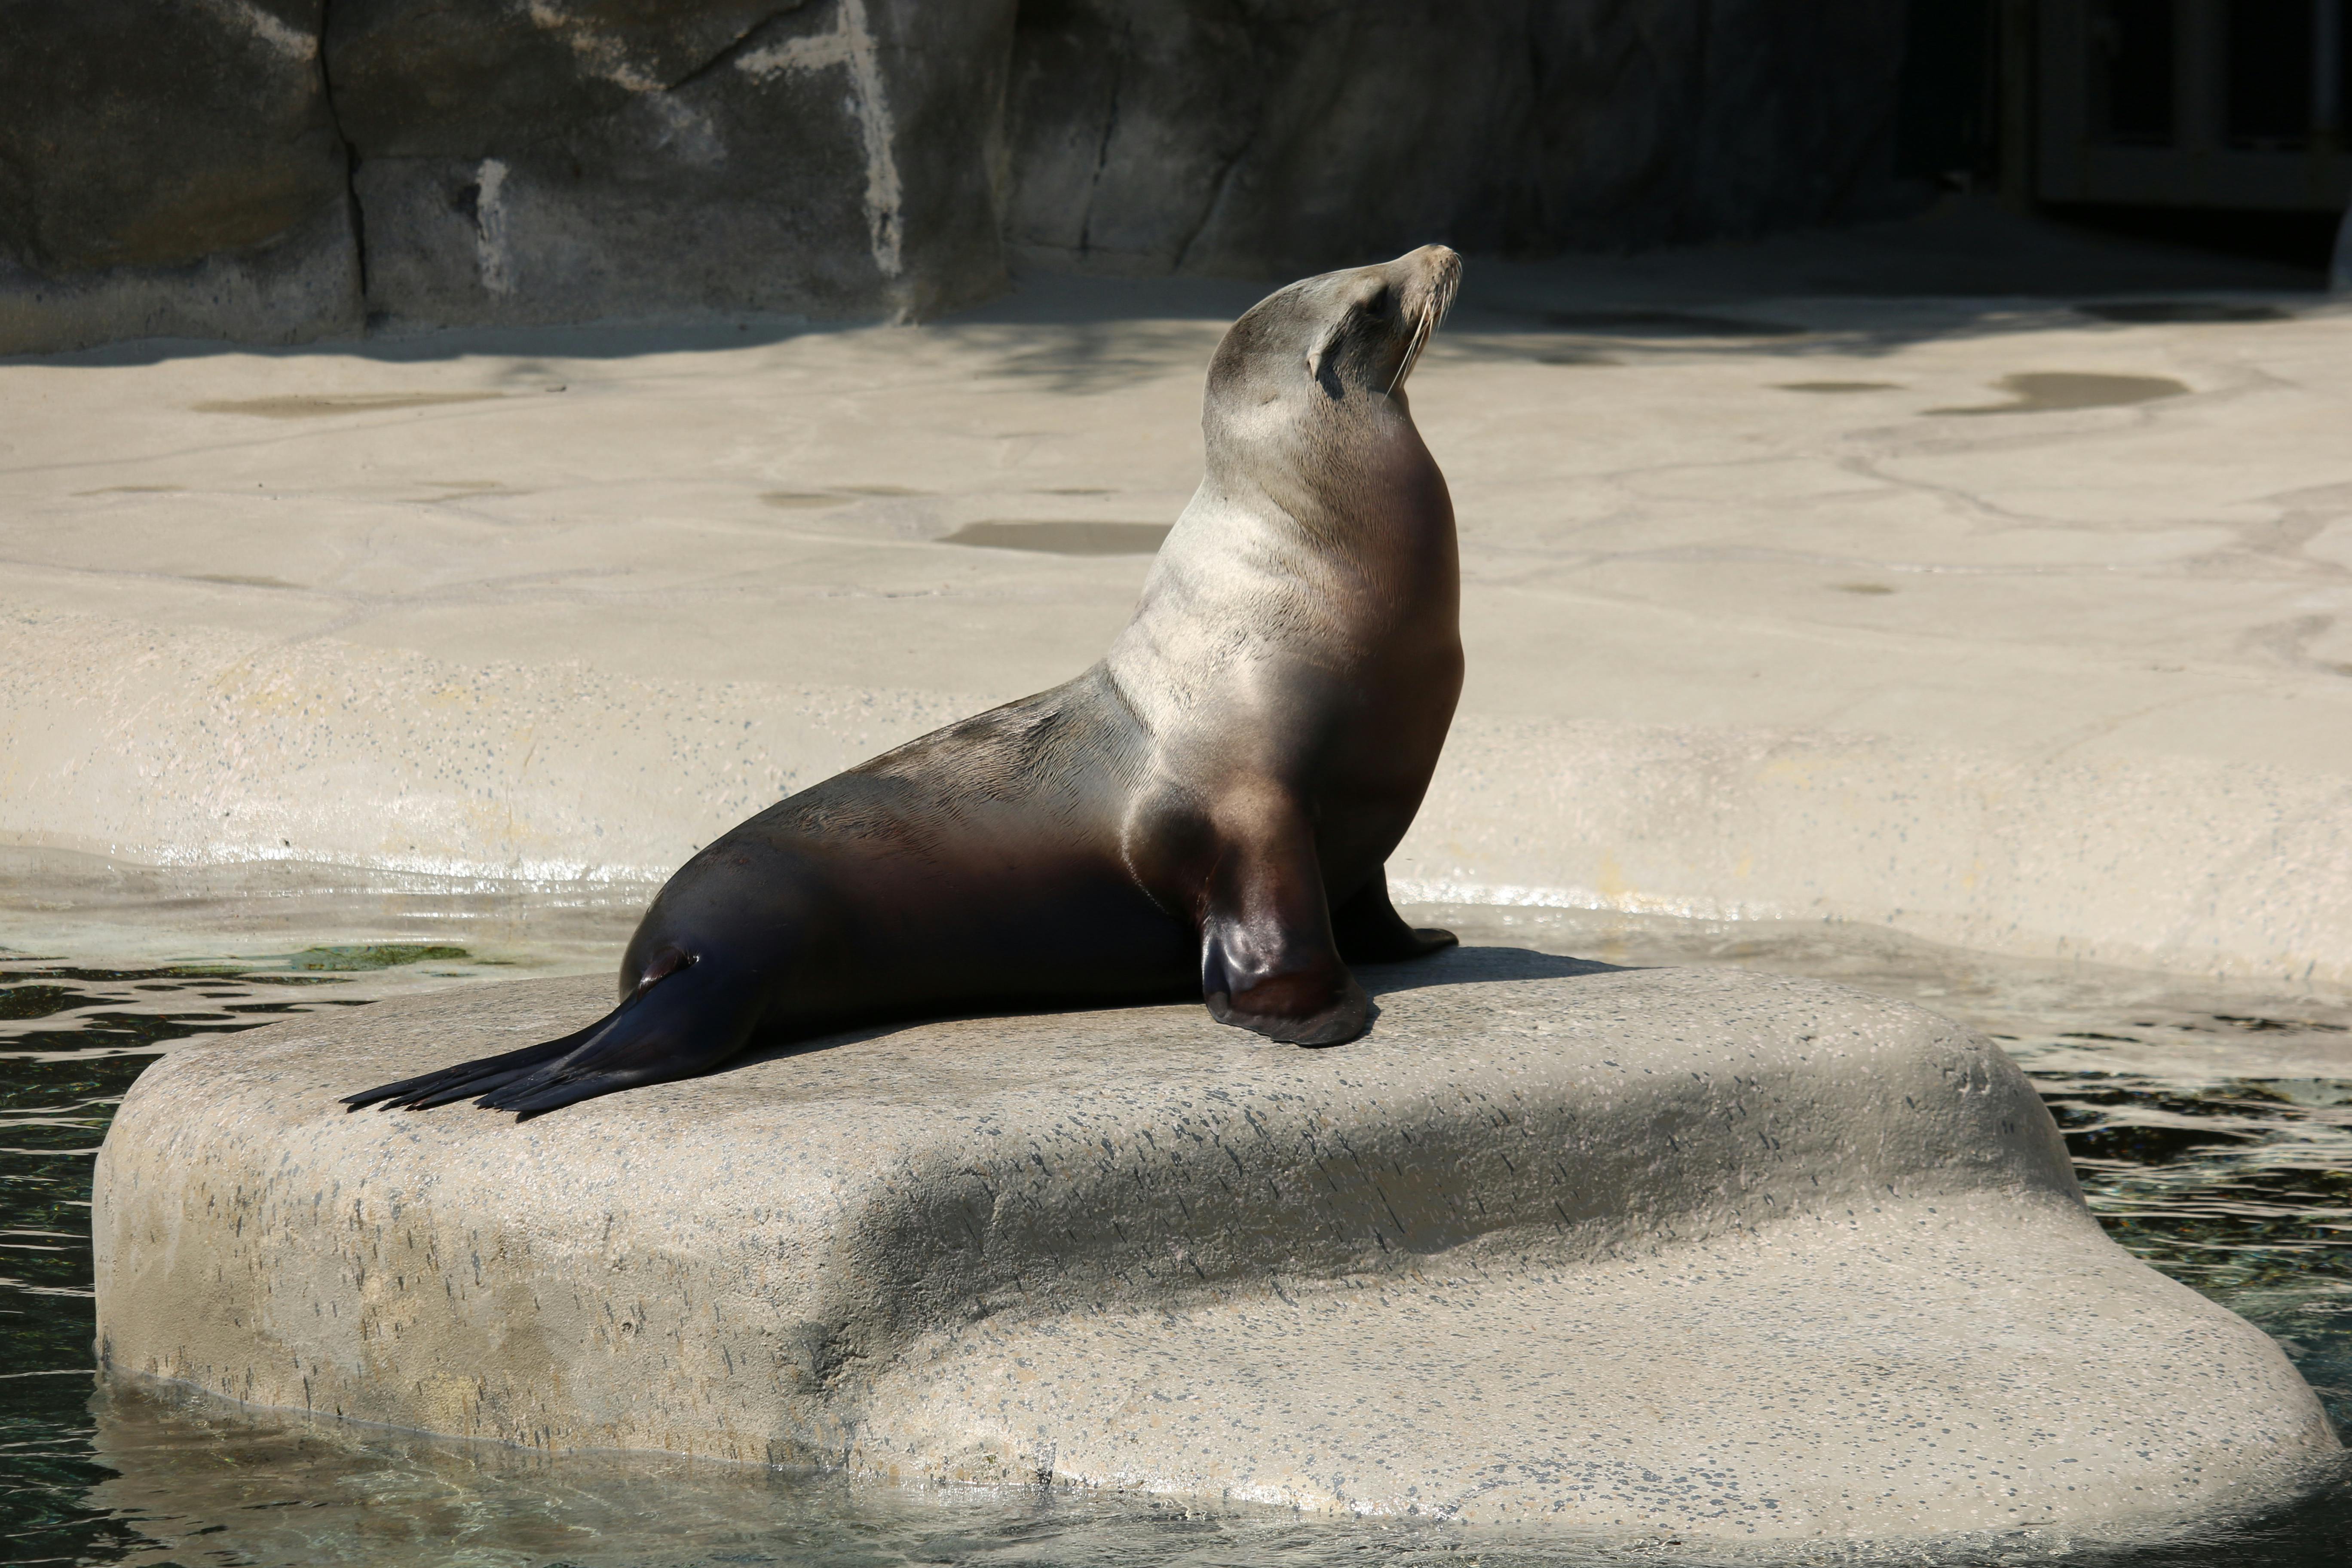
top-left (1331, 869), bottom-right (1457, 963)
top-left (1197, 812), bottom-right (1369, 1047)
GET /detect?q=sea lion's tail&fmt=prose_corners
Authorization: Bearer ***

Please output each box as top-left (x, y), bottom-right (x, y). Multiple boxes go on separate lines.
top-left (341, 947), bottom-right (763, 1119)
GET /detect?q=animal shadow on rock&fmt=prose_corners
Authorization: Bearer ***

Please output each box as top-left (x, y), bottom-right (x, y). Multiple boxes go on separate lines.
top-left (1351, 942), bottom-right (1627, 997)
top-left (712, 947), bottom-right (1630, 1081)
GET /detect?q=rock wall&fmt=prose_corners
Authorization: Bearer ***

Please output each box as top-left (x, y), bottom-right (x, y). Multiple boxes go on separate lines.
top-left (328, 0), bottom-right (1016, 330)
top-left (0, 0), bottom-right (1907, 354)
top-left (0, 0), bottom-right (362, 349)
top-left (1001, 0), bottom-right (1908, 275)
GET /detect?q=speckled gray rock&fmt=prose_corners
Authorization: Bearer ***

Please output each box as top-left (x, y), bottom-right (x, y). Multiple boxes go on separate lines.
top-left (92, 955), bottom-right (2338, 1542)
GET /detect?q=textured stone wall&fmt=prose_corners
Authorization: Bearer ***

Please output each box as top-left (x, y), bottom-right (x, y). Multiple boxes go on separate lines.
top-left (328, 0), bottom-right (1017, 329)
top-left (0, 0), bottom-right (362, 349)
top-left (1001, 0), bottom-right (1908, 275)
top-left (0, 0), bottom-right (1907, 354)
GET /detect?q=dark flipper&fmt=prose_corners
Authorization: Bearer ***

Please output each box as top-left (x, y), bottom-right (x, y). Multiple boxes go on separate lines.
top-left (472, 952), bottom-right (763, 1117)
top-left (342, 1019), bottom-right (605, 1112)
top-left (345, 947), bottom-right (764, 1119)
top-left (1197, 800), bottom-right (1369, 1047)
top-left (1331, 869), bottom-right (1456, 964)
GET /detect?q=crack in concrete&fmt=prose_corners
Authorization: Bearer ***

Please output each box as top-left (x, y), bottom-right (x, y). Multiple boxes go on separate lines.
top-left (1173, 123), bottom-right (1257, 275)
top-left (314, 0), bottom-right (368, 309)
top-left (1076, 23), bottom-right (1131, 260)
top-left (666, 3), bottom-right (818, 94)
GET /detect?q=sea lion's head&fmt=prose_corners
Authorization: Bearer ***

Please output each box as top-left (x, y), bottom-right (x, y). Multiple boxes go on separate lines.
top-left (1197, 246), bottom-right (1461, 522)
top-left (1206, 245), bottom-right (1462, 430)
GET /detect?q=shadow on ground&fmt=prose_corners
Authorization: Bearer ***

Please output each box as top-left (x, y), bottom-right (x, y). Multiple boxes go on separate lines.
top-left (1358, 943), bottom-right (1626, 994)
top-left (723, 943), bottom-right (1629, 1079)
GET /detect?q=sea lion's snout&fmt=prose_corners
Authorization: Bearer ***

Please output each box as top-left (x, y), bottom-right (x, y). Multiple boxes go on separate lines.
top-left (1210, 245), bottom-right (1465, 408)
top-left (1390, 244), bottom-right (1462, 336)
top-left (1380, 244), bottom-right (1460, 394)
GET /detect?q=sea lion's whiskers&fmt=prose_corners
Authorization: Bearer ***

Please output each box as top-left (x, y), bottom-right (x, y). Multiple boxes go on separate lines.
top-left (1388, 304), bottom-right (1436, 396)
top-left (1387, 251), bottom-right (1458, 395)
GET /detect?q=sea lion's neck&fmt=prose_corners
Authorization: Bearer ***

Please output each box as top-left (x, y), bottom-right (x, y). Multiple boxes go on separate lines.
top-left (1103, 396), bottom-right (1458, 738)
top-left (1203, 398), bottom-right (1450, 557)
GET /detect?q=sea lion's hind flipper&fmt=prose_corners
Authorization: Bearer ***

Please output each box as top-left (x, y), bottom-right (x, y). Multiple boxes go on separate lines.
top-left (1197, 810), bottom-right (1369, 1047)
top-left (473, 956), bottom-right (763, 1118)
top-left (1331, 870), bottom-right (1456, 964)
top-left (341, 1019), bottom-right (606, 1112)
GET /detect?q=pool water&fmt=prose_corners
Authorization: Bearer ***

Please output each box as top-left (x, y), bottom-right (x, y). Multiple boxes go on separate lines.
top-left (4, 898), bottom-right (2350, 1566)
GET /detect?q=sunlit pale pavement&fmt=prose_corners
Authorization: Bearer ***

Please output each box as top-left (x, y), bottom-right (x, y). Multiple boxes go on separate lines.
top-left (3, 200), bottom-right (2349, 977)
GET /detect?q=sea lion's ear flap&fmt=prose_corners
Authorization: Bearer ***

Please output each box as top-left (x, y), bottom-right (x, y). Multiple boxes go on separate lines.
top-left (1304, 315), bottom-right (1348, 396)
top-left (1305, 278), bottom-right (1390, 394)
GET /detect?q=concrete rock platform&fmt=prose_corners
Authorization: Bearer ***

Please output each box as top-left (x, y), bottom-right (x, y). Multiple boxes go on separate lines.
top-left (91, 952), bottom-right (2340, 1543)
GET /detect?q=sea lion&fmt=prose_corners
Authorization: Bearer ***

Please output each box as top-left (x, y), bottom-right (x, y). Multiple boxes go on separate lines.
top-left (349, 244), bottom-right (1465, 1117)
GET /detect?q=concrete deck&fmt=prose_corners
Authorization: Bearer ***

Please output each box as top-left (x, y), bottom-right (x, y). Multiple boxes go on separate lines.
top-left (3, 200), bottom-right (2348, 981)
